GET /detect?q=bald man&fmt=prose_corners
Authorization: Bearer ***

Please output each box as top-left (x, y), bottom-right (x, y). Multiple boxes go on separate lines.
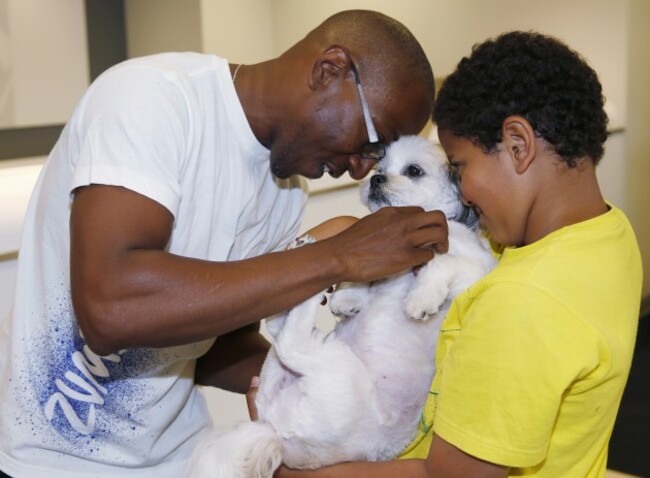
top-left (0, 10), bottom-right (446, 478)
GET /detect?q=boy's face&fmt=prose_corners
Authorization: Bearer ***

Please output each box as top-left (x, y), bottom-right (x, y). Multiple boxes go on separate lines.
top-left (438, 128), bottom-right (527, 247)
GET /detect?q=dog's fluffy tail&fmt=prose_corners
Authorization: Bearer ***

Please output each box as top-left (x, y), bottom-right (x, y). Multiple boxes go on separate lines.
top-left (184, 421), bottom-right (283, 478)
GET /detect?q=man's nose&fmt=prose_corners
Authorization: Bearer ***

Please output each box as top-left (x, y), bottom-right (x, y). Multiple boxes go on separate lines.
top-left (348, 157), bottom-right (378, 180)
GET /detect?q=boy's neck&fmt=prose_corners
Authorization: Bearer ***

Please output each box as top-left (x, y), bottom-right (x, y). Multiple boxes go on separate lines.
top-left (524, 158), bottom-right (608, 245)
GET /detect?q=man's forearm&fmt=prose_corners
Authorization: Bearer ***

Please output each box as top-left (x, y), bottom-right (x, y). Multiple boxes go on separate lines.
top-left (75, 242), bottom-right (345, 355)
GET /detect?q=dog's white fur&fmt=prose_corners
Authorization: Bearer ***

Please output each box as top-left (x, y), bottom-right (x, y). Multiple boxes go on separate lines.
top-left (184, 135), bottom-right (496, 478)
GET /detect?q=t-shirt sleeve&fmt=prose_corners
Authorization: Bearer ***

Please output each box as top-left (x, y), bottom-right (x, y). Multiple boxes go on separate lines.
top-left (69, 62), bottom-right (194, 218)
top-left (432, 282), bottom-right (601, 468)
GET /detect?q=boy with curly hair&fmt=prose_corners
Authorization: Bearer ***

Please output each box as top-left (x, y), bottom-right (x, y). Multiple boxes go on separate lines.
top-left (275, 30), bottom-right (643, 478)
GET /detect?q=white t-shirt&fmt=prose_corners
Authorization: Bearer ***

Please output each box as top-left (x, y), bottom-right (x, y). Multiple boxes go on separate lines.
top-left (0, 53), bottom-right (308, 478)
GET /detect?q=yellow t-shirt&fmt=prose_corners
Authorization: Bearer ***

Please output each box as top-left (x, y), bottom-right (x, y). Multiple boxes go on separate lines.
top-left (400, 206), bottom-right (642, 477)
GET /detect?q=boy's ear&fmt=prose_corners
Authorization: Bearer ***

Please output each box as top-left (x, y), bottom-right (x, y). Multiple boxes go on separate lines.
top-left (308, 45), bottom-right (352, 91)
top-left (502, 116), bottom-right (537, 174)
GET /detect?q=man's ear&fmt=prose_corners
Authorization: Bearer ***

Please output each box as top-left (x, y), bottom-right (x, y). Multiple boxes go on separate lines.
top-left (501, 116), bottom-right (537, 174)
top-left (308, 45), bottom-right (352, 91)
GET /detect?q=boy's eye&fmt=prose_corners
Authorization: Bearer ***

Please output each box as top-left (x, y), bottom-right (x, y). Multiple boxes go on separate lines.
top-left (405, 165), bottom-right (424, 178)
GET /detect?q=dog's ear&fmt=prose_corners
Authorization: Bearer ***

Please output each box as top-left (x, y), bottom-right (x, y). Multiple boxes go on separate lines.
top-left (501, 116), bottom-right (536, 174)
top-left (308, 45), bottom-right (352, 91)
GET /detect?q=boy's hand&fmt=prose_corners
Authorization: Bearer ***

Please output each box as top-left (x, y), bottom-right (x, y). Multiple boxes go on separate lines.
top-left (246, 376), bottom-right (260, 421)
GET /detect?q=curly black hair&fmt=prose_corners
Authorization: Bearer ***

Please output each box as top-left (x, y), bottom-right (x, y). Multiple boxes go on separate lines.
top-left (433, 31), bottom-right (609, 167)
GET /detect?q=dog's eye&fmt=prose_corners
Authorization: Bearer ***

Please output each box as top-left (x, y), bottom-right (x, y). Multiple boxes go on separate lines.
top-left (405, 165), bottom-right (424, 178)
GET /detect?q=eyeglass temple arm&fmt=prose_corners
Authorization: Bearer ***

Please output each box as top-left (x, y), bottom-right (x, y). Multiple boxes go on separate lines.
top-left (351, 64), bottom-right (380, 144)
top-left (355, 84), bottom-right (379, 143)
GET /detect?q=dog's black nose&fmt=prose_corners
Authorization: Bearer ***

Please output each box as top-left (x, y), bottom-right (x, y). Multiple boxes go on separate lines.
top-left (370, 174), bottom-right (387, 188)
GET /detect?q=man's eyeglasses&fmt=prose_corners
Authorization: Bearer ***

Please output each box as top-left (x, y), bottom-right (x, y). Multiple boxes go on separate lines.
top-left (350, 62), bottom-right (386, 161)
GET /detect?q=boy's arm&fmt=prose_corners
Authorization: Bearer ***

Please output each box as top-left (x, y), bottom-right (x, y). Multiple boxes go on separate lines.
top-left (275, 436), bottom-right (510, 478)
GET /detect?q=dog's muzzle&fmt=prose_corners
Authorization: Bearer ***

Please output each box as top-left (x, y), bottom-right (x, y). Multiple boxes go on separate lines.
top-left (370, 173), bottom-right (388, 189)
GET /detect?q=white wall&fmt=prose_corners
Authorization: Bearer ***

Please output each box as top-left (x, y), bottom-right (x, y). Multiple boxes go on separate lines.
top-left (124, 0), bottom-right (203, 57)
top-left (124, 0), bottom-right (276, 63)
top-left (0, 0), bottom-right (88, 128)
top-left (200, 0), bottom-right (275, 63)
top-left (0, 157), bottom-right (43, 321)
top-left (0, 259), bottom-right (17, 320)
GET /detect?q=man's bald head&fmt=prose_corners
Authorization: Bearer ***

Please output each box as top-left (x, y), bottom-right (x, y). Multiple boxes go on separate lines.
top-left (297, 10), bottom-right (435, 115)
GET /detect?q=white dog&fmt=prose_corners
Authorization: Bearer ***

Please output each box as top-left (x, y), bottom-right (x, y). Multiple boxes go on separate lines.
top-left (184, 135), bottom-right (496, 478)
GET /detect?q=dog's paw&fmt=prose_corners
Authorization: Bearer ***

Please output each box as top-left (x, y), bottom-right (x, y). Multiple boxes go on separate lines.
top-left (404, 287), bottom-right (447, 321)
top-left (329, 285), bottom-right (368, 319)
top-left (329, 293), bottom-right (361, 319)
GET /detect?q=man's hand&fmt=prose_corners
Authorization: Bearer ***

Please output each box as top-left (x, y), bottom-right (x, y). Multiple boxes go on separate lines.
top-left (322, 207), bottom-right (449, 283)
